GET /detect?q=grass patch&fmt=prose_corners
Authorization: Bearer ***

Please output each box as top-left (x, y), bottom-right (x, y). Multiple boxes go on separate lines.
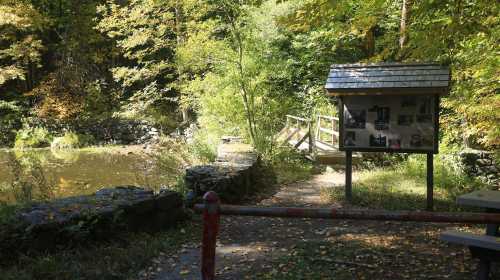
top-left (322, 154), bottom-right (488, 211)
top-left (0, 218), bottom-right (202, 280)
top-left (273, 161), bottom-right (312, 185)
top-left (269, 147), bottom-right (313, 185)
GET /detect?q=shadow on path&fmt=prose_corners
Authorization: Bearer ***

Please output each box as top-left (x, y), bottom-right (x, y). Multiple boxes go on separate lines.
top-left (148, 171), bottom-right (496, 280)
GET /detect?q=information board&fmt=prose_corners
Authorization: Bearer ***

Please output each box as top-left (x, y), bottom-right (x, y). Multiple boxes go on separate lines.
top-left (339, 95), bottom-right (438, 153)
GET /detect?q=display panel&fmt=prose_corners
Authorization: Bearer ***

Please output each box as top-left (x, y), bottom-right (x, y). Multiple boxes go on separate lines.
top-left (339, 95), bottom-right (438, 153)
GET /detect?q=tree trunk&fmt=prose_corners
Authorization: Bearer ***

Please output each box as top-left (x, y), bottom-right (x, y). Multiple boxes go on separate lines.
top-left (175, 0), bottom-right (189, 123)
top-left (400, 0), bottom-right (411, 49)
top-left (231, 18), bottom-right (257, 145)
top-left (237, 42), bottom-right (256, 145)
top-left (364, 27), bottom-right (375, 57)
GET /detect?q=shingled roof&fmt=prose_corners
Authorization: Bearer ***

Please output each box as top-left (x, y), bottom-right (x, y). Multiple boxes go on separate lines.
top-left (325, 62), bottom-right (450, 96)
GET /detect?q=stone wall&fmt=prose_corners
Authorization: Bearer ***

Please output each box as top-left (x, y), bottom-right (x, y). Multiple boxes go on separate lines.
top-left (459, 150), bottom-right (500, 188)
top-left (0, 186), bottom-right (187, 259)
top-left (185, 139), bottom-right (274, 203)
top-left (25, 117), bottom-right (161, 146)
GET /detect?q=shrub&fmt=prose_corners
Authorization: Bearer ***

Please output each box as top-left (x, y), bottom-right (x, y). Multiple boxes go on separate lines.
top-left (323, 152), bottom-right (487, 211)
top-left (187, 132), bottom-right (217, 163)
top-left (50, 132), bottom-right (95, 150)
top-left (0, 101), bottom-right (23, 147)
top-left (14, 127), bottom-right (53, 149)
top-left (268, 146), bottom-right (312, 184)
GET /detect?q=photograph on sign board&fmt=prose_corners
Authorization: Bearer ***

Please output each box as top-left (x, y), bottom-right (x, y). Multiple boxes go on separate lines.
top-left (416, 114), bottom-right (432, 123)
top-left (389, 139), bottom-right (401, 149)
top-left (341, 95), bottom-right (437, 152)
top-left (344, 109), bottom-right (366, 129)
top-left (373, 106), bottom-right (390, 130)
top-left (422, 135), bottom-right (434, 146)
top-left (410, 134), bottom-right (423, 147)
top-left (369, 134), bottom-right (387, 147)
top-left (401, 97), bottom-right (417, 107)
top-left (398, 115), bottom-right (414, 126)
top-left (344, 131), bottom-right (356, 146)
top-left (418, 97), bottom-right (432, 114)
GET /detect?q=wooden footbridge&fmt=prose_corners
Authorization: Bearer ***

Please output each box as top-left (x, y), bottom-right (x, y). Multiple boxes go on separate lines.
top-left (276, 114), bottom-right (360, 164)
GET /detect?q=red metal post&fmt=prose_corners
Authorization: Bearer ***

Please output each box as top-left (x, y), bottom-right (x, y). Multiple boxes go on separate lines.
top-left (201, 191), bottom-right (220, 280)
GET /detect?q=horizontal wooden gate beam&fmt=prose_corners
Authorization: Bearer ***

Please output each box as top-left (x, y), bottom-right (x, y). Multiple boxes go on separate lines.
top-left (194, 204), bottom-right (500, 224)
top-left (197, 191), bottom-right (500, 280)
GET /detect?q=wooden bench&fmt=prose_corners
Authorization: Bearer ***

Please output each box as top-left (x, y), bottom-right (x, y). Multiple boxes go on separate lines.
top-left (441, 231), bottom-right (500, 280)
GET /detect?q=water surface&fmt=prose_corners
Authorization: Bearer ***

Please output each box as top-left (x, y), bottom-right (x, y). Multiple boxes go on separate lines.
top-left (0, 147), bottom-right (180, 204)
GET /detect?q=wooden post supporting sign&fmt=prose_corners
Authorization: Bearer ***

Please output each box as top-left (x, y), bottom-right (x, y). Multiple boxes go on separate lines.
top-left (345, 150), bottom-right (353, 202)
top-left (426, 152), bottom-right (434, 211)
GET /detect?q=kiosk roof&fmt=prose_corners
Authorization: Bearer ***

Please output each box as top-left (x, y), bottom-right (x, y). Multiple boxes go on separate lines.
top-left (325, 62), bottom-right (450, 96)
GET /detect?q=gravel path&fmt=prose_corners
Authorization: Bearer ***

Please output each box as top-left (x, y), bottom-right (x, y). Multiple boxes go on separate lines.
top-left (141, 171), bottom-right (496, 280)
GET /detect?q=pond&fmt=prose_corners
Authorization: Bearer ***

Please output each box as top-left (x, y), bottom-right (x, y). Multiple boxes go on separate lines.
top-left (0, 147), bottom-right (183, 204)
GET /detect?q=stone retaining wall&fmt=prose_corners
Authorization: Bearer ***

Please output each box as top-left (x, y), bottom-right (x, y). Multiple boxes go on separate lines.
top-left (24, 117), bottom-right (161, 146)
top-left (0, 186), bottom-right (186, 259)
top-left (185, 139), bottom-right (274, 203)
top-left (459, 150), bottom-right (500, 188)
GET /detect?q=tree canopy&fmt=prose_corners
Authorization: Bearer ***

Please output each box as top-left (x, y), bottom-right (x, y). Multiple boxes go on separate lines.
top-left (0, 0), bottom-right (498, 150)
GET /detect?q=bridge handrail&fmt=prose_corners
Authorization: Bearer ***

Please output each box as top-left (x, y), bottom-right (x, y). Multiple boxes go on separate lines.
top-left (317, 114), bottom-right (339, 122)
top-left (286, 114), bottom-right (310, 123)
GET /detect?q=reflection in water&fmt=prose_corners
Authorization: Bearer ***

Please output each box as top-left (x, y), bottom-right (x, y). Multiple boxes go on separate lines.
top-left (0, 148), bottom-right (181, 204)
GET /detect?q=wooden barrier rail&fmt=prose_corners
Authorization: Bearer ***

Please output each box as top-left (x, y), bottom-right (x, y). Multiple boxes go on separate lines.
top-left (196, 191), bottom-right (500, 280)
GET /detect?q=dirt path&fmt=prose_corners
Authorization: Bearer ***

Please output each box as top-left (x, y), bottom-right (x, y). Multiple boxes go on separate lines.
top-left (144, 171), bottom-right (496, 280)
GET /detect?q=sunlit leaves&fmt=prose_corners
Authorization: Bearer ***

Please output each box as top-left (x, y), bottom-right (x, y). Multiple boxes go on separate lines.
top-left (0, 2), bottom-right (46, 85)
top-left (96, 0), bottom-right (178, 117)
top-left (0, 66), bottom-right (24, 85)
top-left (410, 0), bottom-right (500, 148)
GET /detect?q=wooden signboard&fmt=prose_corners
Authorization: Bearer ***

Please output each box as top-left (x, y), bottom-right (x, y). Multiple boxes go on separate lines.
top-left (325, 62), bottom-right (450, 211)
top-left (339, 94), bottom-right (439, 154)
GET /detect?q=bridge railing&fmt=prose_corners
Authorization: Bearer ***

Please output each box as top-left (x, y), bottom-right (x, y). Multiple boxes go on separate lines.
top-left (315, 115), bottom-right (339, 148)
top-left (277, 115), bottom-right (313, 153)
top-left (277, 114), bottom-right (341, 154)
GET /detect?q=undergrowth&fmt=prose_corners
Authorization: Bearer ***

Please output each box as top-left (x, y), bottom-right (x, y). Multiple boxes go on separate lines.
top-left (14, 127), bottom-right (53, 149)
top-left (268, 147), bottom-right (313, 185)
top-left (51, 132), bottom-right (95, 150)
top-left (323, 154), bottom-right (488, 211)
top-left (0, 219), bottom-right (201, 280)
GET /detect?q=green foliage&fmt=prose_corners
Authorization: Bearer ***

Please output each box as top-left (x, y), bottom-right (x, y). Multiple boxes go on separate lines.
top-left (96, 0), bottom-right (178, 120)
top-left (324, 153), bottom-right (487, 211)
top-left (0, 100), bottom-right (23, 146)
top-left (187, 132), bottom-right (217, 163)
top-left (14, 126), bottom-right (52, 149)
top-left (179, 1), bottom-right (322, 156)
top-left (0, 202), bottom-right (19, 224)
top-left (407, 0), bottom-right (500, 148)
top-left (0, 218), bottom-right (200, 278)
top-left (50, 132), bottom-right (95, 150)
top-left (0, 1), bottom-right (46, 85)
top-left (0, 0), bottom-right (498, 154)
top-left (157, 134), bottom-right (215, 167)
top-left (268, 147), bottom-right (313, 185)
